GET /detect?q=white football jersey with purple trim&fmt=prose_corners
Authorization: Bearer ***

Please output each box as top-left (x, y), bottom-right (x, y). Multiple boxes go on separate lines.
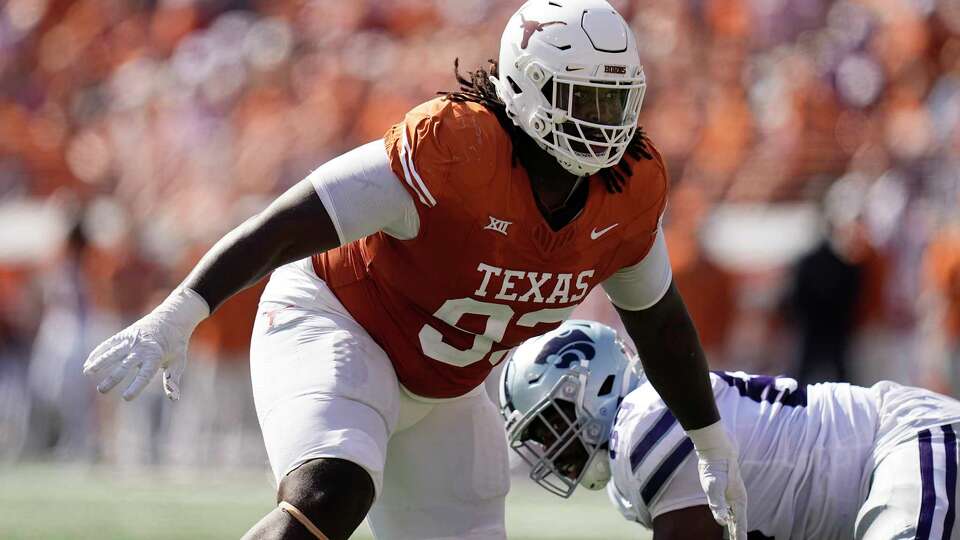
top-left (871, 380), bottom-right (960, 464)
top-left (607, 371), bottom-right (879, 539)
top-left (608, 372), bottom-right (960, 539)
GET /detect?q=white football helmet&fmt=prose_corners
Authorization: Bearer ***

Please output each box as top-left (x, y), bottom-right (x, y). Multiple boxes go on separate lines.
top-left (491, 0), bottom-right (646, 177)
top-left (500, 320), bottom-right (642, 497)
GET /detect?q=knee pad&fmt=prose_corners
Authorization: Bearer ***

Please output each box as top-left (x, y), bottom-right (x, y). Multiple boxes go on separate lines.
top-left (278, 458), bottom-right (376, 540)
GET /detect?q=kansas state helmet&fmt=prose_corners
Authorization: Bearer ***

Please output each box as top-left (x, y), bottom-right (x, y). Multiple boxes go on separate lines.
top-left (500, 320), bottom-right (642, 497)
top-left (491, 0), bottom-right (646, 177)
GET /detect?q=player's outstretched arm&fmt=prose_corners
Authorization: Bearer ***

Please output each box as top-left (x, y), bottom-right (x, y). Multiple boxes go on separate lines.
top-left (615, 282), bottom-right (716, 430)
top-left (615, 282), bottom-right (747, 540)
top-left (84, 141), bottom-right (411, 402)
top-left (181, 179), bottom-right (339, 310)
top-left (651, 506), bottom-right (724, 540)
top-left (83, 179), bottom-right (339, 402)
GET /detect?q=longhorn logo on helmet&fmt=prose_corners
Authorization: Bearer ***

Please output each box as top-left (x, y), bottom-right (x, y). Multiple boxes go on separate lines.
top-left (519, 15), bottom-right (567, 49)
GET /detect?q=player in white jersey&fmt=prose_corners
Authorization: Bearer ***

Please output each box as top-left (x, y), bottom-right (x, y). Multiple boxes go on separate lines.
top-left (501, 320), bottom-right (960, 539)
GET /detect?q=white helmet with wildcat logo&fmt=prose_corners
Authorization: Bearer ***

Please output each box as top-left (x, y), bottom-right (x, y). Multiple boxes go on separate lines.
top-left (491, 0), bottom-right (646, 177)
top-left (500, 320), bottom-right (642, 497)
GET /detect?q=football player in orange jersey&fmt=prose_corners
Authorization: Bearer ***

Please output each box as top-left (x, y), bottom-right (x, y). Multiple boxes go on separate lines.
top-left (84, 1), bottom-right (747, 539)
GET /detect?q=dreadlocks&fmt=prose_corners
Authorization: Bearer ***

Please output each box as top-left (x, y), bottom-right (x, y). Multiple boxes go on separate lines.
top-left (441, 58), bottom-right (653, 194)
top-left (442, 58), bottom-right (531, 166)
top-left (597, 126), bottom-right (654, 194)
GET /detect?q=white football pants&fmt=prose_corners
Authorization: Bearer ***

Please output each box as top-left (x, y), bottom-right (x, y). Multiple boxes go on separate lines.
top-left (856, 423), bottom-right (960, 540)
top-left (250, 259), bottom-right (509, 540)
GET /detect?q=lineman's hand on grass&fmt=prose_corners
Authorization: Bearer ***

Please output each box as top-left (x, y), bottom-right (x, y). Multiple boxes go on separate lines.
top-left (688, 420), bottom-right (748, 540)
top-left (83, 288), bottom-right (209, 401)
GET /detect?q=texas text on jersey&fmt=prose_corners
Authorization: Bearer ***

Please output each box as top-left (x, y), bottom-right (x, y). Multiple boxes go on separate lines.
top-left (312, 97), bottom-right (667, 398)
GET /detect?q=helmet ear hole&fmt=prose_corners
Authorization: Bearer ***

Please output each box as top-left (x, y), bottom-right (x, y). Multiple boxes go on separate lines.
top-left (540, 78), bottom-right (554, 102)
top-left (598, 374), bottom-right (615, 396)
top-left (506, 76), bottom-right (523, 94)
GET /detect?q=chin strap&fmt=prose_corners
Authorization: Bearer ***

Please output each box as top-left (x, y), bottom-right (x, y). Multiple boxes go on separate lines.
top-left (279, 501), bottom-right (329, 540)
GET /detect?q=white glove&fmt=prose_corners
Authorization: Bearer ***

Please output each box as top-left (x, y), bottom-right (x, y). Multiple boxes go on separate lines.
top-left (83, 288), bottom-right (209, 401)
top-left (688, 420), bottom-right (748, 540)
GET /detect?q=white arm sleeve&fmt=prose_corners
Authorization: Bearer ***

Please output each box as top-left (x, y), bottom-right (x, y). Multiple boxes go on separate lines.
top-left (602, 226), bottom-right (673, 311)
top-left (307, 141), bottom-right (419, 244)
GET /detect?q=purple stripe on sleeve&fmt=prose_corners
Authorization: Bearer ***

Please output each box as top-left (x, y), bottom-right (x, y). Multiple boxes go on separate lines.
top-left (641, 437), bottom-right (695, 505)
top-left (942, 425), bottom-right (957, 540)
top-left (630, 410), bottom-right (677, 473)
top-left (918, 429), bottom-right (935, 540)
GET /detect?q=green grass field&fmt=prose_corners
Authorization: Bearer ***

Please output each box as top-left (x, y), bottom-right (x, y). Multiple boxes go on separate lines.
top-left (0, 463), bottom-right (649, 539)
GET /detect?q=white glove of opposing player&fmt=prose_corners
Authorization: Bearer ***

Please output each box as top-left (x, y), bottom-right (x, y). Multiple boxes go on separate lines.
top-left (688, 420), bottom-right (748, 540)
top-left (83, 288), bottom-right (209, 401)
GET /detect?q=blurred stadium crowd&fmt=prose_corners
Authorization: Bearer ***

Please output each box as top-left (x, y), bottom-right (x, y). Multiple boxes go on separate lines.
top-left (0, 0), bottom-right (959, 469)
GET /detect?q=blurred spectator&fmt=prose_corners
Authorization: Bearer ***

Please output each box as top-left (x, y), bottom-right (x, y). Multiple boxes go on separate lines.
top-left (26, 218), bottom-right (99, 461)
top-left (923, 216), bottom-right (960, 393)
top-left (166, 255), bottom-right (266, 468)
top-left (782, 178), bottom-right (873, 384)
top-left (91, 230), bottom-right (167, 467)
top-left (187, 278), bottom-right (266, 467)
top-left (0, 265), bottom-right (36, 462)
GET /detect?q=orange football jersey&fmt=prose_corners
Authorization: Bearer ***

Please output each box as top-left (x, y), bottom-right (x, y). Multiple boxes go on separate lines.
top-left (312, 97), bottom-right (666, 398)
